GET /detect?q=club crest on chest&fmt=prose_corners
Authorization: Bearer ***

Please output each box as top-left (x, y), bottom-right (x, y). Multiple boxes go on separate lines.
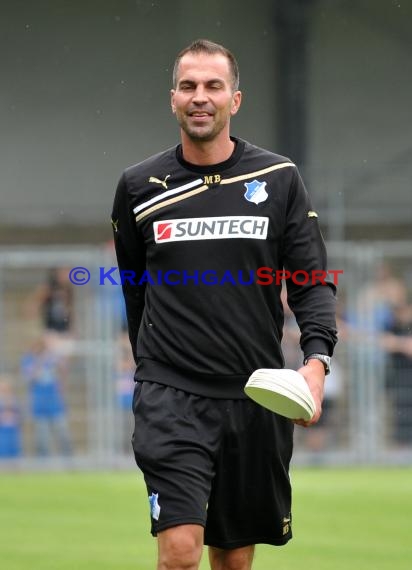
top-left (244, 180), bottom-right (268, 204)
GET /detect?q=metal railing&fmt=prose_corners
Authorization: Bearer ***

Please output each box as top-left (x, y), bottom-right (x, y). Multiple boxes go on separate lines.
top-left (0, 242), bottom-right (411, 469)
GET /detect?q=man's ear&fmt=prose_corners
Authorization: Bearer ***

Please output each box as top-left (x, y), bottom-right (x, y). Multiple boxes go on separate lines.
top-left (230, 90), bottom-right (242, 116)
top-left (170, 89), bottom-right (176, 113)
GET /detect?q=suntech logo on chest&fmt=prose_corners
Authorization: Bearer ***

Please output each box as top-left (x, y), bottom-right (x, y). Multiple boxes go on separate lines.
top-left (153, 216), bottom-right (269, 243)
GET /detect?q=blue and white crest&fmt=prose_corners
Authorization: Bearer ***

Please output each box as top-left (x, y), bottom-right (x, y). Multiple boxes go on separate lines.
top-left (149, 492), bottom-right (161, 520)
top-left (244, 180), bottom-right (268, 204)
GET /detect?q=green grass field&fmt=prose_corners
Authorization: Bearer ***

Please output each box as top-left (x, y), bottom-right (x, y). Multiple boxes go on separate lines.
top-left (0, 467), bottom-right (410, 569)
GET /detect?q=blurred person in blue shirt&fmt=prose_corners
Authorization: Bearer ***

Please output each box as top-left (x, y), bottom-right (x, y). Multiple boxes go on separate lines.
top-left (344, 262), bottom-right (407, 335)
top-left (0, 376), bottom-right (22, 460)
top-left (21, 336), bottom-right (72, 457)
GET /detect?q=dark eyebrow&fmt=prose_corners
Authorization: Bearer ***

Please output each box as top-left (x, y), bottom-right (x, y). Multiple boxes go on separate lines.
top-left (178, 78), bottom-right (225, 88)
top-left (178, 79), bottom-right (196, 88)
top-left (207, 79), bottom-right (224, 86)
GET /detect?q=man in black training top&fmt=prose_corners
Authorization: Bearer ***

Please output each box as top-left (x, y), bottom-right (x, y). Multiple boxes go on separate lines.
top-left (112, 39), bottom-right (337, 570)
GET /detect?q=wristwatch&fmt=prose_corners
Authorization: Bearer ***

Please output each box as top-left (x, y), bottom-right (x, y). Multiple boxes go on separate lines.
top-left (304, 353), bottom-right (331, 375)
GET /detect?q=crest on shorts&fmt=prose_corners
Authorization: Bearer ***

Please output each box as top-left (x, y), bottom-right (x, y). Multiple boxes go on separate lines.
top-left (244, 180), bottom-right (268, 204)
top-left (149, 492), bottom-right (161, 520)
top-left (282, 515), bottom-right (291, 536)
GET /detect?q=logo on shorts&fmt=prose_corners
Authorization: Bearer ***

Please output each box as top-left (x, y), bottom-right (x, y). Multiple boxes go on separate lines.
top-left (244, 179), bottom-right (268, 204)
top-left (282, 515), bottom-right (291, 536)
top-left (149, 492), bottom-right (161, 520)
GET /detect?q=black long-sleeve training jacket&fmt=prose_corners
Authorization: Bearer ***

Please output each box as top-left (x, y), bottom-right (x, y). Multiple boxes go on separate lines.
top-left (111, 137), bottom-right (338, 398)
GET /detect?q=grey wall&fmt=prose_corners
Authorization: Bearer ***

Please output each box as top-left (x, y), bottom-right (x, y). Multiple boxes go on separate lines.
top-left (307, 0), bottom-right (412, 238)
top-left (1, 0), bottom-right (278, 229)
top-left (1, 0), bottom-right (411, 240)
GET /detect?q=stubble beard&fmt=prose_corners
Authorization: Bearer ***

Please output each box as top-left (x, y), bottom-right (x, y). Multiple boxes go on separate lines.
top-left (178, 114), bottom-right (226, 143)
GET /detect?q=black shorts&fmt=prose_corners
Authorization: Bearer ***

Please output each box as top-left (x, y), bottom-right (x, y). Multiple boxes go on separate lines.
top-left (132, 381), bottom-right (294, 549)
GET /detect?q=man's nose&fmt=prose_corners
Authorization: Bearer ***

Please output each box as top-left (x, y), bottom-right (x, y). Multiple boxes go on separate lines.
top-left (192, 85), bottom-right (208, 103)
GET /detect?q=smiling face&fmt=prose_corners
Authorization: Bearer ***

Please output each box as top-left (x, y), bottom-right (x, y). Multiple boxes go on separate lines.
top-left (171, 52), bottom-right (241, 144)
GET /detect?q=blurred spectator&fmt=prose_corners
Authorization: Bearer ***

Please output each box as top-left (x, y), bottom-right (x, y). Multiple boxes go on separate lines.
top-left (115, 332), bottom-right (135, 453)
top-left (346, 261), bottom-right (407, 334)
top-left (281, 288), bottom-right (344, 452)
top-left (0, 375), bottom-right (22, 460)
top-left (100, 240), bottom-right (128, 332)
top-left (26, 267), bottom-right (74, 338)
top-left (302, 361), bottom-right (344, 453)
top-left (381, 302), bottom-right (412, 446)
top-left (21, 336), bottom-right (72, 457)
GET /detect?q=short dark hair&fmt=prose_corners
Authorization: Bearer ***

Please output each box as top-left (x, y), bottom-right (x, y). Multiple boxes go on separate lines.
top-left (172, 39), bottom-right (240, 91)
